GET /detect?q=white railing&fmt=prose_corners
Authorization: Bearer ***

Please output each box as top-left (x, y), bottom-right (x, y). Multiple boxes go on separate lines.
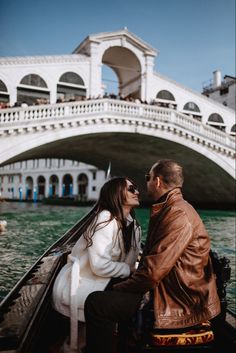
top-left (0, 99), bottom-right (235, 150)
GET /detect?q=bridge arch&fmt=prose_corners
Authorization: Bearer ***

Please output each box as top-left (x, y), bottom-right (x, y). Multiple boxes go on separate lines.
top-left (101, 46), bottom-right (142, 99)
top-left (1, 121), bottom-right (234, 179)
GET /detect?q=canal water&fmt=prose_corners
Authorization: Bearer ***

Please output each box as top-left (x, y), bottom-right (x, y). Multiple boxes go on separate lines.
top-left (0, 201), bottom-right (235, 313)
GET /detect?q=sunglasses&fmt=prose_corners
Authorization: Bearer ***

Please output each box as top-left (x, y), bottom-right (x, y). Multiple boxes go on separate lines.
top-left (145, 174), bottom-right (151, 182)
top-left (127, 184), bottom-right (139, 194)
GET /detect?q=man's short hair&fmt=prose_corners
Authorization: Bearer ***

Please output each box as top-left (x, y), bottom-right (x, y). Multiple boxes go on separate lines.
top-left (152, 159), bottom-right (184, 188)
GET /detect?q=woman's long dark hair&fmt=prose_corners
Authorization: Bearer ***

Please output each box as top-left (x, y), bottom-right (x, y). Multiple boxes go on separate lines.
top-left (83, 177), bottom-right (139, 253)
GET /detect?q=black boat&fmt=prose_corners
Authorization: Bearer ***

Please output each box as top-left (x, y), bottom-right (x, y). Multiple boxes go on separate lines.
top-left (0, 207), bottom-right (235, 353)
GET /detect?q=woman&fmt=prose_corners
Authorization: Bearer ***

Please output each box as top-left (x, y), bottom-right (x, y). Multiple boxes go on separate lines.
top-left (52, 177), bottom-right (141, 352)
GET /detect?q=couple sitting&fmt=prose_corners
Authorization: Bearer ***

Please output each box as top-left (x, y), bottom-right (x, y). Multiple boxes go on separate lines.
top-left (52, 159), bottom-right (220, 353)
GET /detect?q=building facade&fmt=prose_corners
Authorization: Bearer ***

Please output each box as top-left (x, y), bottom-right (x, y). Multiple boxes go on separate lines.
top-left (0, 159), bottom-right (106, 201)
top-left (202, 70), bottom-right (236, 112)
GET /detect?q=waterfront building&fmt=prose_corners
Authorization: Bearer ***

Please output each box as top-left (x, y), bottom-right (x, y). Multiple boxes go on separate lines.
top-left (0, 159), bottom-right (106, 201)
top-left (202, 70), bottom-right (236, 112)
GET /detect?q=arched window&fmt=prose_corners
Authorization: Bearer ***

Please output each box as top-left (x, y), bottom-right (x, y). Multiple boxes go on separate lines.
top-left (155, 90), bottom-right (176, 109)
top-left (62, 174), bottom-right (73, 197)
top-left (230, 124), bottom-right (236, 136)
top-left (208, 113), bottom-right (224, 123)
top-left (57, 72), bottom-right (86, 102)
top-left (37, 175), bottom-right (46, 199)
top-left (17, 74), bottom-right (50, 105)
top-left (156, 90), bottom-right (175, 101)
top-left (0, 79), bottom-right (10, 104)
top-left (183, 102), bottom-right (202, 121)
top-left (78, 173), bottom-right (88, 200)
top-left (183, 102), bottom-right (200, 112)
top-left (20, 74), bottom-right (48, 88)
top-left (0, 80), bottom-right (8, 92)
top-left (25, 176), bottom-right (33, 200)
top-left (49, 175), bottom-right (59, 197)
top-left (208, 113), bottom-right (225, 131)
top-left (59, 72), bottom-right (85, 86)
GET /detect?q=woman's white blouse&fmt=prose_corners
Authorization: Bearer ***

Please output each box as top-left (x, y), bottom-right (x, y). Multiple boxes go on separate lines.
top-left (52, 210), bottom-right (141, 322)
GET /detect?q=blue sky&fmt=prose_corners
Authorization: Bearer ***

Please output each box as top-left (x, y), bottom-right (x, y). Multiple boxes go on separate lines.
top-left (0, 0), bottom-right (235, 92)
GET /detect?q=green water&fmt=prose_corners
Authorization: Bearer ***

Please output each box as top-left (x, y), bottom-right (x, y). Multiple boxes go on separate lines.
top-left (0, 202), bottom-right (235, 313)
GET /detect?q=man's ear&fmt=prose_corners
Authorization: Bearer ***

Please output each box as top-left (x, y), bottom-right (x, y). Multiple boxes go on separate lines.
top-left (156, 176), bottom-right (161, 188)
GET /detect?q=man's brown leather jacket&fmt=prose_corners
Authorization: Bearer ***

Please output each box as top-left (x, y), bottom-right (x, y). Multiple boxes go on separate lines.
top-left (114, 188), bottom-right (221, 328)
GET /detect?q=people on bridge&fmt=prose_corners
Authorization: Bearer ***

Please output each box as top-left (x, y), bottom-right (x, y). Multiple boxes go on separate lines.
top-left (52, 176), bottom-right (141, 352)
top-left (84, 159), bottom-right (221, 353)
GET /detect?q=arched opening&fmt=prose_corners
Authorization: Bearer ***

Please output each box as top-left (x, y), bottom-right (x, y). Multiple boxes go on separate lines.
top-left (78, 173), bottom-right (88, 200)
top-left (62, 174), bottom-right (73, 197)
top-left (25, 176), bottom-right (33, 200)
top-left (183, 102), bottom-right (202, 121)
top-left (102, 46), bottom-right (142, 100)
top-left (207, 113), bottom-right (225, 132)
top-left (37, 175), bottom-right (46, 200)
top-left (102, 66), bottom-right (119, 97)
top-left (17, 74), bottom-right (50, 106)
top-left (155, 90), bottom-right (177, 109)
top-left (0, 80), bottom-right (10, 107)
top-left (230, 124), bottom-right (236, 136)
top-left (49, 174), bottom-right (59, 197)
top-left (57, 72), bottom-right (86, 102)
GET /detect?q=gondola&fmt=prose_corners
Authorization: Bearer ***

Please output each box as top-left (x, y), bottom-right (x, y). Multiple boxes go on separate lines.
top-left (0, 206), bottom-right (235, 353)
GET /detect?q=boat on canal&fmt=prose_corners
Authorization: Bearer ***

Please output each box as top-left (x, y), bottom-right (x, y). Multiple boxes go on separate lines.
top-left (0, 206), bottom-right (235, 353)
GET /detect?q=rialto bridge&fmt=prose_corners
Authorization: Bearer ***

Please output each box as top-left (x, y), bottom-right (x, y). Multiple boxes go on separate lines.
top-left (0, 99), bottom-right (235, 207)
top-left (0, 29), bottom-right (235, 206)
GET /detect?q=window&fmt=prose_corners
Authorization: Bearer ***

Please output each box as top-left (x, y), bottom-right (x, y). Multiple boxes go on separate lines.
top-left (17, 74), bottom-right (49, 105)
top-left (183, 102), bottom-right (200, 113)
top-left (92, 171), bottom-right (96, 180)
top-left (20, 74), bottom-right (47, 88)
top-left (57, 72), bottom-right (86, 102)
top-left (220, 87), bottom-right (229, 95)
top-left (156, 90), bottom-right (175, 101)
top-left (208, 113), bottom-right (225, 131)
top-left (230, 124), bottom-right (236, 136)
top-left (0, 79), bottom-right (10, 103)
top-left (208, 113), bottom-right (224, 123)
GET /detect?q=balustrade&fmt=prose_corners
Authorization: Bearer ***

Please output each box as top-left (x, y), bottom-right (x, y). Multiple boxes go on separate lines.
top-left (0, 99), bottom-right (235, 153)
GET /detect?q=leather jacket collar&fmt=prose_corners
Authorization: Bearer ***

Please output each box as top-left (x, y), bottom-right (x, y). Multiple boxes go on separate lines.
top-left (151, 187), bottom-right (182, 217)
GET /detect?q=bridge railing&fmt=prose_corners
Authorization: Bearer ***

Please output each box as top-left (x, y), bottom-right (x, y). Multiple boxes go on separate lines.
top-left (0, 99), bottom-right (235, 150)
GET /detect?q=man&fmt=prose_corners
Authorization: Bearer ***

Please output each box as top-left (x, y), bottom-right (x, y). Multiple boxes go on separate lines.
top-left (84, 159), bottom-right (221, 353)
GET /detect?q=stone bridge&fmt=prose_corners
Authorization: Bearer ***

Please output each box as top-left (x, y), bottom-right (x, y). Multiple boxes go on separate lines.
top-left (0, 99), bottom-right (235, 206)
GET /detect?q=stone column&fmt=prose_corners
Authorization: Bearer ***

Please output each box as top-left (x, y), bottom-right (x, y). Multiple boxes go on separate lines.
top-left (142, 54), bottom-right (155, 102)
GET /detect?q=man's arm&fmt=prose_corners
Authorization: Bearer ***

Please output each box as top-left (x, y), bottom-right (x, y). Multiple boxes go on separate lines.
top-left (113, 207), bottom-right (193, 293)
